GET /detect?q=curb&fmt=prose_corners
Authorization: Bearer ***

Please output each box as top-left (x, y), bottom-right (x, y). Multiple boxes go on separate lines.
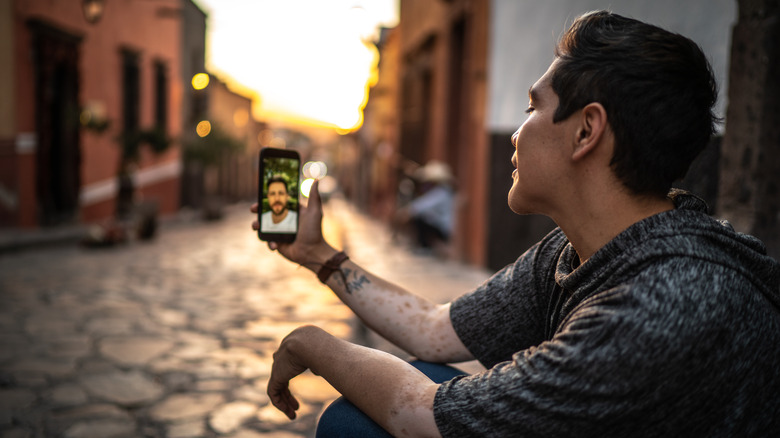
top-left (0, 203), bottom-right (238, 255)
top-left (0, 226), bottom-right (88, 255)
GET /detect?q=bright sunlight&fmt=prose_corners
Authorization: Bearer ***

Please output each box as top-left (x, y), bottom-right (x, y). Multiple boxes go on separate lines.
top-left (193, 0), bottom-right (397, 131)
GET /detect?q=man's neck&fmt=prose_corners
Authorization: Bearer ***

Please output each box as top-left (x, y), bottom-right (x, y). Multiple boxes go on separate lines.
top-left (554, 190), bottom-right (674, 264)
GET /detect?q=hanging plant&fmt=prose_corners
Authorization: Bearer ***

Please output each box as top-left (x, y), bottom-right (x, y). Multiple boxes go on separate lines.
top-left (79, 105), bottom-right (111, 133)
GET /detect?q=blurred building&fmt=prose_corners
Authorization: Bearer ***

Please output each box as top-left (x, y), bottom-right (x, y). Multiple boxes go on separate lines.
top-left (207, 76), bottom-right (261, 203)
top-left (360, 0), bottom-right (491, 266)
top-left (0, 0), bottom-right (191, 228)
top-left (360, 0), bottom-right (749, 269)
top-left (356, 27), bottom-right (401, 221)
top-left (178, 2), bottom-right (261, 211)
top-left (179, 0), bottom-right (208, 208)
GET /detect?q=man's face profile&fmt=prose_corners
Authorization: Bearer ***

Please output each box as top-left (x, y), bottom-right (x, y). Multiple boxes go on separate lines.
top-left (267, 181), bottom-right (289, 216)
top-left (508, 60), bottom-right (571, 216)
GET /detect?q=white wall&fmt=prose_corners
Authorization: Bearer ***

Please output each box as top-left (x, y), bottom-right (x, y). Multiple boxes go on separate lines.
top-left (487, 0), bottom-right (736, 132)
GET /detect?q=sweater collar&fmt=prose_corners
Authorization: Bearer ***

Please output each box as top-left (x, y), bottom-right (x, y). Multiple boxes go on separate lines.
top-left (554, 190), bottom-right (711, 289)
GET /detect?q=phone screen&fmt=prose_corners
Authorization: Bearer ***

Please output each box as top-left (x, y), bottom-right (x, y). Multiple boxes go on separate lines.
top-left (258, 148), bottom-right (300, 243)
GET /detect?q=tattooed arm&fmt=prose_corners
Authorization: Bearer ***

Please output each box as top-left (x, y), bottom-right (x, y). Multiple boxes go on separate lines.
top-left (251, 180), bottom-right (473, 363)
top-left (322, 257), bottom-right (473, 363)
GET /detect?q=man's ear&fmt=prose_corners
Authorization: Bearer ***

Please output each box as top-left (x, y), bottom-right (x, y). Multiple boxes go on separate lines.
top-left (572, 102), bottom-right (608, 161)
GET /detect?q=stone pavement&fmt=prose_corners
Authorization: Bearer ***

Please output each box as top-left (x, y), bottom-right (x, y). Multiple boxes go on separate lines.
top-left (0, 198), bottom-right (491, 438)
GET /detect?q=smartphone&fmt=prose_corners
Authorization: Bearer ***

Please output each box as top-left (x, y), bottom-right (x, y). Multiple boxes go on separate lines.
top-left (258, 147), bottom-right (300, 243)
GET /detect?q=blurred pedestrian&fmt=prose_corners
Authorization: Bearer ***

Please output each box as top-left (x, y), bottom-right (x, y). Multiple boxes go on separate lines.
top-left (251, 10), bottom-right (780, 438)
top-left (396, 161), bottom-right (456, 254)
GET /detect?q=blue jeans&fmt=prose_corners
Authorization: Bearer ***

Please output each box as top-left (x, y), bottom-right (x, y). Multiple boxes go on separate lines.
top-left (315, 361), bottom-right (466, 437)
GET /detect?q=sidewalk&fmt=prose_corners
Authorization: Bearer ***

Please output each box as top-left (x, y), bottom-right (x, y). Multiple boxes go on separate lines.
top-left (0, 222), bottom-right (88, 254)
top-left (0, 206), bottom-right (228, 255)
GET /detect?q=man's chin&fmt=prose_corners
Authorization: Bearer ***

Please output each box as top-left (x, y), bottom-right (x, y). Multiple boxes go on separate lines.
top-left (508, 189), bottom-right (521, 214)
top-left (508, 192), bottom-right (533, 215)
top-left (508, 202), bottom-right (525, 215)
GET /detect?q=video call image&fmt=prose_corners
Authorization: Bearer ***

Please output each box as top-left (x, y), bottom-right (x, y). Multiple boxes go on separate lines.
top-left (260, 157), bottom-right (299, 234)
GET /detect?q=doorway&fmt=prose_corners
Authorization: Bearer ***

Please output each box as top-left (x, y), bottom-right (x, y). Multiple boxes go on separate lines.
top-left (29, 20), bottom-right (82, 226)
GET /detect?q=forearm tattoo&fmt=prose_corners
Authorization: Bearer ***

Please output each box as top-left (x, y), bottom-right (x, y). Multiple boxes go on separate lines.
top-left (340, 267), bottom-right (370, 294)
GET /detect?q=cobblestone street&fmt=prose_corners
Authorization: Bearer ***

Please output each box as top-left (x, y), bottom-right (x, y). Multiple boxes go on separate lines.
top-left (0, 199), bottom-right (490, 438)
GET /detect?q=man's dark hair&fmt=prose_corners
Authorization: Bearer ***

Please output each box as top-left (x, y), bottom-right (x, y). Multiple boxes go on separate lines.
top-left (267, 175), bottom-right (289, 194)
top-left (550, 10), bottom-right (720, 196)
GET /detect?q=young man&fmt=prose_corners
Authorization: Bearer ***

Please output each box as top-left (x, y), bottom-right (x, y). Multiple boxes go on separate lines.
top-left (251, 10), bottom-right (780, 437)
top-left (260, 175), bottom-right (297, 233)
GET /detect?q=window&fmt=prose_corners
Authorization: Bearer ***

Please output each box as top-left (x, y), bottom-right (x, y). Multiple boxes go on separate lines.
top-left (121, 49), bottom-right (140, 135)
top-left (154, 60), bottom-right (168, 133)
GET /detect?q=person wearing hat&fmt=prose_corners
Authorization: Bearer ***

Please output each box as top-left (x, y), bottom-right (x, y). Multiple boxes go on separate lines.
top-left (399, 160), bottom-right (456, 253)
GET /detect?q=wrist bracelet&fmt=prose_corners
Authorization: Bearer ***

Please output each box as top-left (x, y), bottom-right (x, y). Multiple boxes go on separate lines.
top-left (317, 251), bottom-right (349, 283)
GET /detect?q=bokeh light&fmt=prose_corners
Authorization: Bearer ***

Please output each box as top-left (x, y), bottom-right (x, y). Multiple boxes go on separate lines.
top-left (302, 161), bottom-right (328, 179)
top-left (301, 178), bottom-right (315, 198)
top-left (191, 73), bottom-right (210, 90)
top-left (196, 120), bottom-right (212, 137)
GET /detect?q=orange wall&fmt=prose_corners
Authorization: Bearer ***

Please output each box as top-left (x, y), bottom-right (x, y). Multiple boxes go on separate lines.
top-left (12, 0), bottom-right (183, 225)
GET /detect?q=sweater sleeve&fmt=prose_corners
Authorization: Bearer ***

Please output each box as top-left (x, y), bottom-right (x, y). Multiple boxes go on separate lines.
top-left (436, 286), bottom-right (648, 437)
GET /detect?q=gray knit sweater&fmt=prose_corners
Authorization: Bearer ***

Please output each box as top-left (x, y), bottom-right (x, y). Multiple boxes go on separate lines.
top-left (434, 191), bottom-right (780, 437)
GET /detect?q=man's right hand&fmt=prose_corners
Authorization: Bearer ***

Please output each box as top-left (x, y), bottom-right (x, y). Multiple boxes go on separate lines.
top-left (253, 179), bottom-right (474, 365)
top-left (251, 179), bottom-right (339, 271)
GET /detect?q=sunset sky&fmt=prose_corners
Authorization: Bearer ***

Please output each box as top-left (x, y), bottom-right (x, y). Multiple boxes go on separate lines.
top-left (193, 0), bottom-right (399, 131)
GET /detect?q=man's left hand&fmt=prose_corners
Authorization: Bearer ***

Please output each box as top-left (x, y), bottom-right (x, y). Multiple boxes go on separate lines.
top-left (267, 326), bottom-right (315, 419)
